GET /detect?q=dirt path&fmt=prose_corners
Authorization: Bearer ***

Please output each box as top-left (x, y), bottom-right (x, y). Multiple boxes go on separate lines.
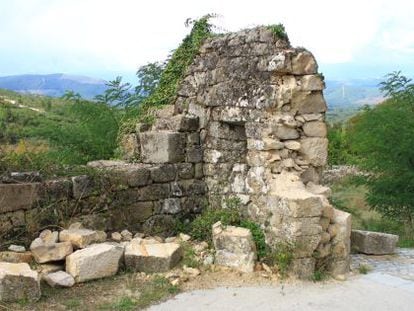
top-left (150, 248), bottom-right (414, 311)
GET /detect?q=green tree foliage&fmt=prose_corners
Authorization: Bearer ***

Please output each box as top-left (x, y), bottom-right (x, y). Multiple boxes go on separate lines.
top-left (347, 72), bottom-right (414, 231)
top-left (135, 62), bottom-right (164, 100)
top-left (0, 90), bottom-right (120, 174)
top-left (327, 122), bottom-right (351, 165)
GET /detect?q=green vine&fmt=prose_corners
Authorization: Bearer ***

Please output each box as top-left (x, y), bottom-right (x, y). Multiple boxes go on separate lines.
top-left (120, 15), bottom-right (216, 135)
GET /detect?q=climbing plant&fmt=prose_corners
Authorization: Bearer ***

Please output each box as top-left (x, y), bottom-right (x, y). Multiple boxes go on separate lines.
top-left (119, 14), bottom-right (217, 135)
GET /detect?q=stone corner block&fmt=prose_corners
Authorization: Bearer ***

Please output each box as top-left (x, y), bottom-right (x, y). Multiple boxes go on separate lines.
top-left (139, 131), bottom-right (185, 163)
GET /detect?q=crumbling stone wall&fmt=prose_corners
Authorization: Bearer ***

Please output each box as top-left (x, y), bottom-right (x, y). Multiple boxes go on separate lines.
top-left (0, 160), bottom-right (207, 241)
top-left (125, 27), bottom-right (350, 277)
top-left (0, 26), bottom-right (351, 277)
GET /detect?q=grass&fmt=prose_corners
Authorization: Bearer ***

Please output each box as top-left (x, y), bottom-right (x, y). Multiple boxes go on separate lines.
top-left (9, 273), bottom-right (180, 310)
top-left (311, 270), bottom-right (329, 282)
top-left (330, 177), bottom-right (414, 248)
top-left (181, 241), bottom-right (200, 268)
top-left (358, 264), bottom-right (372, 275)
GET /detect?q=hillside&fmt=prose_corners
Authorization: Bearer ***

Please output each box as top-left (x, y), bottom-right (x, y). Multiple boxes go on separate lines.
top-left (0, 73), bottom-right (107, 99)
top-left (324, 78), bottom-right (383, 123)
top-left (0, 88), bottom-right (119, 174)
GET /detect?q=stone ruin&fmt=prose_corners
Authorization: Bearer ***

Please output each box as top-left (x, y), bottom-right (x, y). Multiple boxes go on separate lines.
top-left (121, 26), bottom-right (351, 277)
top-left (0, 27), bottom-right (351, 281)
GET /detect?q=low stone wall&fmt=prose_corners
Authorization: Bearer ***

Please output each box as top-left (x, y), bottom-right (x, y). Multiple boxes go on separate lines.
top-left (0, 162), bottom-right (207, 243)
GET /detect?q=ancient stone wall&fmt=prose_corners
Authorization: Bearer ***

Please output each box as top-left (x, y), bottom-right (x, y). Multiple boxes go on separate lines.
top-left (0, 27), bottom-right (351, 277)
top-left (0, 160), bottom-right (206, 241)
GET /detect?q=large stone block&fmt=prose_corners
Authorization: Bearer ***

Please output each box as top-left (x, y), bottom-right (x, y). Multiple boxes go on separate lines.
top-left (30, 242), bottom-right (73, 264)
top-left (291, 91), bottom-right (327, 114)
top-left (0, 262), bottom-right (41, 302)
top-left (212, 222), bottom-right (257, 273)
top-left (299, 137), bottom-right (328, 166)
top-left (291, 51), bottom-right (318, 75)
top-left (351, 230), bottom-right (398, 255)
top-left (139, 131), bottom-right (185, 163)
top-left (59, 229), bottom-right (106, 249)
top-left (303, 121), bottom-right (327, 137)
top-left (124, 239), bottom-right (182, 273)
top-left (0, 183), bottom-right (39, 213)
top-left (66, 243), bottom-right (124, 283)
top-left (43, 271), bottom-right (75, 288)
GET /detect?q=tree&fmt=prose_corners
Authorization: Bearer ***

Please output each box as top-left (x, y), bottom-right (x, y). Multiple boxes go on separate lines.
top-left (135, 61), bottom-right (164, 100)
top-left (347, 72), bottom-right (414, 232)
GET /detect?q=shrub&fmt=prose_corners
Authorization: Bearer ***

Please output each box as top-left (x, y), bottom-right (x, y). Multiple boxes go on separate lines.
top-left (267, 23), bottom-right (289, 42)
top-left (264, 241), bottom-right (295, 278)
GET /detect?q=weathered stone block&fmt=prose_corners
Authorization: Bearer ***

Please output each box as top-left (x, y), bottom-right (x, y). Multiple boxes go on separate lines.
top-left (303, 121), bottom-right (327, 137)
top-left (124, 239), bottom-right (182, 273)
top-left (139, 131), bottom-right (185, 163)
top-left (150, 165), bottom-right (176, 182)
top-left (161, 198), bottom-right (181, 214)
top-left (186, 146), bottom-right (203, 163)
top-left (59, 229), bottom-right (106, 249)
top-left (351, 230), bottom-right (398, 255)
top-left (31, 242), bottom-right (73, 264)
top-left (0, 262), bottom-right (41, 302)
top-left (176, 163), bottom-right (194, 179)
top-left (71, 175), bottom-right (94, 199)
top-left (66, 243), bottom-right (124, 283)
top-left (299, 137), bottom-right (328, 167)
top-left (291, 257), bottom-right (315, 279)
top-left (292, 91), bottom-right (327, 114)
top-left (291, 51), bottom-right (317, 75)
top-left (212, 222), bottom-right (257, 273)
top-left (0, 183), bottom-right (39, 213)
top-left (0, 251), bottom-right (33, 263)
top-left (43, 271), bottom-right (75, 288)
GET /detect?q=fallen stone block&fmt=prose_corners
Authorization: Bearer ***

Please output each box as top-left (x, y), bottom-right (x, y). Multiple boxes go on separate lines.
top-left (59, 229), bottom-right (106, 248)
top-left (212, 221), bottom-right (257, 273)
top-left (43, 271), bottom-right (75, 288)
top-left (8, 244), bottom-right (26, 252)
top-left (0, 251), bottom-right (33, 263)
top-left (351, 230), bottom-right (398, 255)
top-left (66, 243), bottom-right (124, 283)
top-left (0, 262), bottom-right (41, 302)
top-left (124, 239), bottom-right (182, 273)
top-left (31, 242), bottom-right (73, 263)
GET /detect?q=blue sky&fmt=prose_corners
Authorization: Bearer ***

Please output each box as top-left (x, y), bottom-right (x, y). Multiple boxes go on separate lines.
top-left (1, 0), bottom-right (413, 82)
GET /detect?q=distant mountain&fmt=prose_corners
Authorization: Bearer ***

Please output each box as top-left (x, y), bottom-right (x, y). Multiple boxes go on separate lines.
top-left (325, 78), bottom-right (383, 109)
top-left (0, 73), bottom-right (108, 99)
top-left (324, 78), bottom-right (384, 122)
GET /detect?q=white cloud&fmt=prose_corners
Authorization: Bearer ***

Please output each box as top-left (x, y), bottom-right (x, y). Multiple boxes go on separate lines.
top-left (0, 0), bottom-right (413, 77)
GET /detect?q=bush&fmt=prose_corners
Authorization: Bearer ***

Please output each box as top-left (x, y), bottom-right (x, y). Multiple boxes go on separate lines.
top-left (190, 207), bottom-right (241, 242)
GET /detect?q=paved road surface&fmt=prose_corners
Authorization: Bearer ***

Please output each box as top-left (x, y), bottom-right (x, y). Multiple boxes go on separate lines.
top-left (150, 249), bottom-right (414, 311)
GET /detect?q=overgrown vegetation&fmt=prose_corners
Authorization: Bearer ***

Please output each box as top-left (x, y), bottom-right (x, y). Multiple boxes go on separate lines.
top-left (358, 264), bottom-right (372, 274)
top-left (267, 23), bottom-right (289, 42)
top-left (118, 14), bottom-right (217, 135)
top-left (0, 90), bottom-right (120, 176)
top-left (186, 196), bottom-right (294, 275)
top-left (328, 72), bottom-right (414, 245)
top-left (331, 177), bottom-right (414, 247)
top-left (264, 241), bottom-right (295, 278)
